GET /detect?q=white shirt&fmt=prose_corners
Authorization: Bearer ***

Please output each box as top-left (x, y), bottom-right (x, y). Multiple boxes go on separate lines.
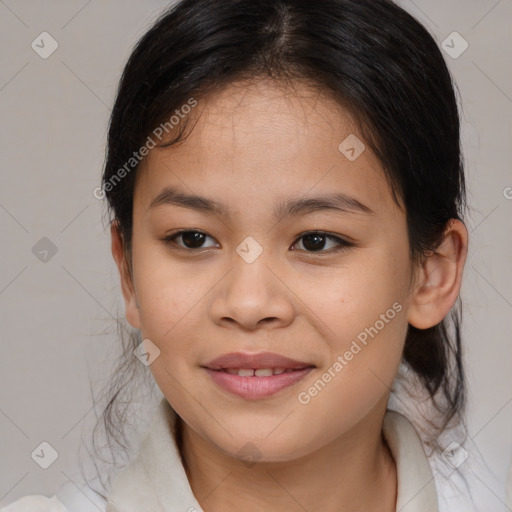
top-left (0, 397), bottom-right (500, 512)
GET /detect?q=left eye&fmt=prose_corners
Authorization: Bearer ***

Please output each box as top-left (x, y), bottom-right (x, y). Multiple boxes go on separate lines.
top-left (290, 232), bottom-right (352, 253)
top-left (162, 230), bottom-right (352, 253)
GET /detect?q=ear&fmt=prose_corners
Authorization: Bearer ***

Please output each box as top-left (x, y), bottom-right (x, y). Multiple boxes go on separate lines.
top-left (407, 219), bottom-right (468, 329)
top-left (110, 220), bottom-right (141, 329)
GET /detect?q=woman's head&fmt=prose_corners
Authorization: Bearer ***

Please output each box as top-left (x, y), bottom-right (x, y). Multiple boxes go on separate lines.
top-left (98, 0), bottom-right (467, 479)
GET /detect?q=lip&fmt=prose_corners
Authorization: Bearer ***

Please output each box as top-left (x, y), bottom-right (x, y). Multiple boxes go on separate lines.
top-left (204, 351), bottom-right (313, 370)
top-left (202, 351), bottom-right (315, 399)
top-left (204, 367), bottom-right (314, 399)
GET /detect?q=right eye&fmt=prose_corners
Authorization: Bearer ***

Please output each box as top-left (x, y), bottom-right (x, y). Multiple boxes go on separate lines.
top-left (162, 230), bottom-right (219, 250)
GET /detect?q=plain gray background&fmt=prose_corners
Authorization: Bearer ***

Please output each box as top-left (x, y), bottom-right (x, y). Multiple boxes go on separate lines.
top-left (1, 0), bottom-right (511, 509)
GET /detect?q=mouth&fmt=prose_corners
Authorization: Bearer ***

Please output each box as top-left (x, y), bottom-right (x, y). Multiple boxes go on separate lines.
top-left (202, 352), bottom-right (315, 399)
top-left (210, 367), bottom-right (310, 376)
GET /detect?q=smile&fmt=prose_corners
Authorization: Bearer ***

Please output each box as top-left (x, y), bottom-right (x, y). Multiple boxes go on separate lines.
top-left (204, 366), bottom-right (314, 399)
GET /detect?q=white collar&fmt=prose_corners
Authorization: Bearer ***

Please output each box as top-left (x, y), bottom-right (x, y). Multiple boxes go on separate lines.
top-left (106, 398), bottom-right (438, 512)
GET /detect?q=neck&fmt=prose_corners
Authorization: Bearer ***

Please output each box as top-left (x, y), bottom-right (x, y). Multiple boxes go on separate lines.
top-left (178, 402), bottom-right (397, 512)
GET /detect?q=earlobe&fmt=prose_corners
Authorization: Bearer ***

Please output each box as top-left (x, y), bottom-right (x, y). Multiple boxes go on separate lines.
top-left (407, 219), bottom-right (468, 330)
top-left (110, 220), bottom-right (141, 329)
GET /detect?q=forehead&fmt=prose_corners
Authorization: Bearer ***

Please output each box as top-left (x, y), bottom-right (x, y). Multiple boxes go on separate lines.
top-left (134, 78), bottom-right (399, 221)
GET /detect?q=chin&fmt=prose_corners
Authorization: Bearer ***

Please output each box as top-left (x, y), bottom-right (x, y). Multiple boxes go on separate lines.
top-left (206, 428), bottom-right (317, 466)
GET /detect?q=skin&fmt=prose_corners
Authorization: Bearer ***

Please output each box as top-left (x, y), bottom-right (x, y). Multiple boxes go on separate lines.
top-left (111, 78), bottom-right (468, 511)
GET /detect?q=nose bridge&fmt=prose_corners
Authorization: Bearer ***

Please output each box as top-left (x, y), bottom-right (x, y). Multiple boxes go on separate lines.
top-left (228, 237), bottom-right (278, 304)
top-left (209, 236), bottom-right (295, 329)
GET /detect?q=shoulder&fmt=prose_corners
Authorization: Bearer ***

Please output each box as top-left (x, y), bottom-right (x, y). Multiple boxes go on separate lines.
top-left (0, 495), bottom-right (68, 512)
top-left (55, 479), bottom-right (106, 512)
top-left (1, 478), bottom-right (107, 512)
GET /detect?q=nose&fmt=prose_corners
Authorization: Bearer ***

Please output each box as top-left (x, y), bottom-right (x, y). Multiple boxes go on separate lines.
top-left (209, 254), bottom-right (295, 331)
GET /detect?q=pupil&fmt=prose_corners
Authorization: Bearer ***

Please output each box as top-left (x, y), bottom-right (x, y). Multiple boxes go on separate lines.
top-left (183, 231), bottom-right (205, 248)
top-left (303, 233), bottom-right (325, 251)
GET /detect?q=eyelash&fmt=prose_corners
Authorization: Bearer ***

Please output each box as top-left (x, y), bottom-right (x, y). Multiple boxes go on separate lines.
top-left (162, 230), bottom-right (353, 255)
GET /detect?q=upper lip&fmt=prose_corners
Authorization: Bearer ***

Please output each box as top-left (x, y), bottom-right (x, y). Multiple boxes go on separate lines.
top-left (204, 352), bottom-right (315, 370)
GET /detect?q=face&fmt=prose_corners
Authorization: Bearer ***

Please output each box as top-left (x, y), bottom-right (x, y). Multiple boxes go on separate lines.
top-left (118, 78), bottom-right (416, 462)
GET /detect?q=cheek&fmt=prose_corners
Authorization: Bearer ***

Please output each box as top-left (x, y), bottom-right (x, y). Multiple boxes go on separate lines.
top-left (295, 302), bottom-right (407, 449)
top-left (293, 243), bottom-right (410, 390)
top-left (295, 251), bottom-right (408, 339)
top-left (131, 243), bottom-right (196, 331)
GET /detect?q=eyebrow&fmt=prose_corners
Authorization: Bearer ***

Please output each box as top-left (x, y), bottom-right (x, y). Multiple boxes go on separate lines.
top-left (149, 185), bottom-right (375, 221)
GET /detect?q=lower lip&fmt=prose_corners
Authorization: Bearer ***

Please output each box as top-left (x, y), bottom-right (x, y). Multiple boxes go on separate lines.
top-left (204, 367), bottom-right (314, 399)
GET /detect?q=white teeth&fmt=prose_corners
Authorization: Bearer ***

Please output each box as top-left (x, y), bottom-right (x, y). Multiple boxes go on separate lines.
top-left (254, 368), bottom-right (273, 377)
top-left (222, 367), bottom-right (290, 376)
